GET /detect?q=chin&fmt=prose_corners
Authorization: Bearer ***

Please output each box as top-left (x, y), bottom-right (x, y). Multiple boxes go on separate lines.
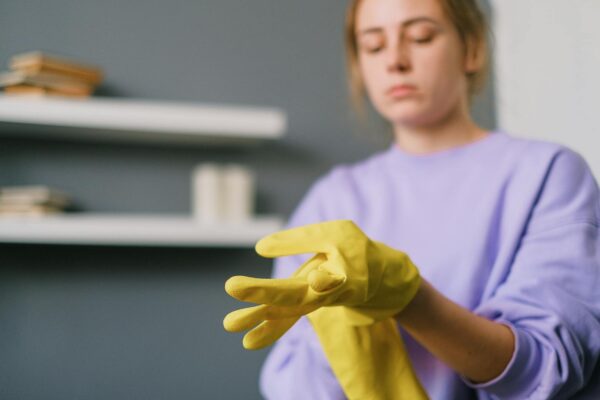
top-left (381, 97), bottom-right (453, 128)
top-left (381, 103), bottom-right (436, 127)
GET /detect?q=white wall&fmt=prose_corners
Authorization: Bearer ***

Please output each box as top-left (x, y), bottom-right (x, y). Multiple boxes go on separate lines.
top-left (492, 0), bottom-right (600, 179)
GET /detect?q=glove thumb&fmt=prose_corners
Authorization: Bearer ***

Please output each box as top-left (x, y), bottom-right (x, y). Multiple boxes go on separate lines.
top-left (307, 269), bottom-right (345, 293)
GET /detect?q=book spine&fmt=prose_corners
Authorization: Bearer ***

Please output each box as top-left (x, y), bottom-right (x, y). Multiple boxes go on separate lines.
top-left (10, 59), bottom-right (103, 85)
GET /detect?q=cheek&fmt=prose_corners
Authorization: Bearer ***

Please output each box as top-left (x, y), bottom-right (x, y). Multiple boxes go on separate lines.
top-left (417, 43), bottom-right (466, 93)
top-left (358, 59), bottom-right (389, 109)
top-left (359, 58), bottom-right (383, 93)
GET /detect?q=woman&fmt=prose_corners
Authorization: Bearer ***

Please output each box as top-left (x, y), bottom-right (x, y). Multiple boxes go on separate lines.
top-left (225, 0), bottom-right (600, 398)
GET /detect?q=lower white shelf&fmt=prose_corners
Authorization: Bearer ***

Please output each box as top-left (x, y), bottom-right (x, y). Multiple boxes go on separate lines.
top-left (0, 214), bottom-right (284, 247)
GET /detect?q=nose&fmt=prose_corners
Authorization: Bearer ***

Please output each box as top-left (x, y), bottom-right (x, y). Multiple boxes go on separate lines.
top-left (387, 37), bottom-right (411, 73)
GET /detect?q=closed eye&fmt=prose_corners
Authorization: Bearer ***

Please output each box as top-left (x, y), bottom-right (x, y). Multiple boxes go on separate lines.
top-left (365, 46), bottom-right (383, 53)
top-left (409, 33), bottom-right (435, 44)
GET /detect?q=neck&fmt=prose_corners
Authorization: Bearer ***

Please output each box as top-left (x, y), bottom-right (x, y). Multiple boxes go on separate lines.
top-left (392, 100), bottom-right (488, 155)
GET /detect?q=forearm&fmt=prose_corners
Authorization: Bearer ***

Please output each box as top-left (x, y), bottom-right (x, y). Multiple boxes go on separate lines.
top-left (395, 279), bottom-right (515, 383)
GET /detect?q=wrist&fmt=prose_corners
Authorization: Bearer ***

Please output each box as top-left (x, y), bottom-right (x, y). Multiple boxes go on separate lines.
top-left (394, 277), bottom-right (433, 327)
top-left (393, 279), bottom-right (516, 382)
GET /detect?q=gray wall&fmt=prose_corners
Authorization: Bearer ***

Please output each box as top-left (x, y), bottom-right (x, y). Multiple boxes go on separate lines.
top-left (0, 1), bottom-right (495, 399)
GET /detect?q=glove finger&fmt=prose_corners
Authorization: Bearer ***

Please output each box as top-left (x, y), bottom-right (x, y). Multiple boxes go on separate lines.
top-left (242, 317), bottom-right (300, 350)
top-left (224, 303), bottom-right (320, 333)
top-left (255, 221), bottom-right (345, 258)
top-left (225, 275), bottom-right (310, 306)
top-left (224, 305), bottom-right (267, 332)
top-left (256, 220), bottom-right (365, 258)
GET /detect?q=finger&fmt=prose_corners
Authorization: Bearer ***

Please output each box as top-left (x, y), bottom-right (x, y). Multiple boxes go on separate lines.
top-left (224, 305), bottom-right (267, 332)
top-left (224, 304), bottom-right (319, 332)
top-left (242, 317), bottom-right (300, 350)
top-left (255, 221), bottom-right (347, 258)
top-left (225, 275), bottom-right (310, 306)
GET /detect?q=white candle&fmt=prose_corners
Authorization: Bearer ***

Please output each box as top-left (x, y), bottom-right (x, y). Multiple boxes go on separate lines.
top-left (222, 164), bottom-right (255, 222)
top-left (191, 163), bottom-right (223, 223)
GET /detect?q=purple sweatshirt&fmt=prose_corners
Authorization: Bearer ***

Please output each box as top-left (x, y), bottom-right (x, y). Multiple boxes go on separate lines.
top-left (259, 132), bottom-right (600, 399)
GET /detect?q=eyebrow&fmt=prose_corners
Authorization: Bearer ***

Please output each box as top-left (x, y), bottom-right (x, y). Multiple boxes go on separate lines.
top-left (357, 17), bottom-right (439, 36)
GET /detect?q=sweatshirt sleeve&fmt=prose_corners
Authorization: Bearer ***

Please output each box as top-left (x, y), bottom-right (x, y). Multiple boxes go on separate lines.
top-left (468, 148), bottom-right (600, 399)
top-left (259, 174), bottom-right (346, 400)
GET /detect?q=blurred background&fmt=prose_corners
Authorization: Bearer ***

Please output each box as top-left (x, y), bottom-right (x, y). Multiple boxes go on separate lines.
top-left (0, 0), bottom-right (596, 399)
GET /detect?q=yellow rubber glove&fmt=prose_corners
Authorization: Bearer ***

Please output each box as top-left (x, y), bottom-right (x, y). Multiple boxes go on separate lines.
top-left (308, 306), bottom-right (429, 400)
top-left (224, 220), bottom-right (421, 350)
top-left (223, 220), bottom-right (427, 399)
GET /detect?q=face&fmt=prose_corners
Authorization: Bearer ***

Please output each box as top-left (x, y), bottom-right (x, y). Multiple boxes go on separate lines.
top-left (355, 0), bottom-right (472, 127)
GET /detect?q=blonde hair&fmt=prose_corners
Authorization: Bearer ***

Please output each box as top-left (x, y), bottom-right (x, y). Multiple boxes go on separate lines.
top-left (345, 0), bottom-right (490, 119)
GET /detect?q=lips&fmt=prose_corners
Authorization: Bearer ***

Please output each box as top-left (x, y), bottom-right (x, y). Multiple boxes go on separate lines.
top-left (386, 84), bottom-right (417, 97)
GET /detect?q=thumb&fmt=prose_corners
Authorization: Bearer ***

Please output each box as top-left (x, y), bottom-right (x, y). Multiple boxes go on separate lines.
top-left (307, 269), bottom-right (345, 293)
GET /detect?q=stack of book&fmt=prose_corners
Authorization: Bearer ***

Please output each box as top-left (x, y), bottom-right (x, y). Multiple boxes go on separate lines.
top-left (0, 51), bottom-right (103, 98)
top-left (0, 185), bottom-right (72, 217)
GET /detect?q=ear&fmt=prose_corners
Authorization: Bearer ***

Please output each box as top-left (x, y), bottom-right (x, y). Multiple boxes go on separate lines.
top-left (464, 38), bottom-right (486, 74)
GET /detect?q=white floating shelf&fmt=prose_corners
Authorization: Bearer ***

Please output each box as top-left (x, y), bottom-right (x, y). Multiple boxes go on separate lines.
top-left (0, 214), bottom-right (284, 247)
top-left (0, 94), bottom-right (287, 144)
